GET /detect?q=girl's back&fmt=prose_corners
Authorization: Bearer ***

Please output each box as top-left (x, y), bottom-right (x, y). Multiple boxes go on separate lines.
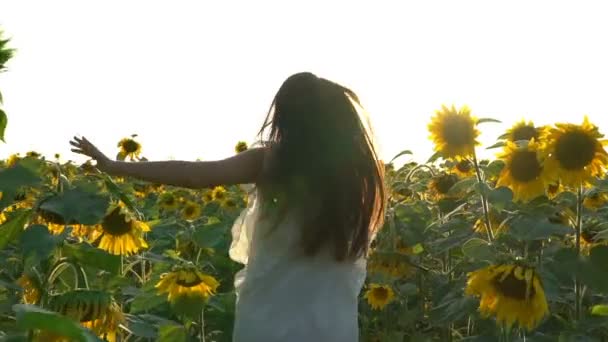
top-left (229, 183), bottom-right (368, 342)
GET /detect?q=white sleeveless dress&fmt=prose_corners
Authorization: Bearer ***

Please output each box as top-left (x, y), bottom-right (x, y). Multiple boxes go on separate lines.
top-left (229, 188), bottom-right (368, 342)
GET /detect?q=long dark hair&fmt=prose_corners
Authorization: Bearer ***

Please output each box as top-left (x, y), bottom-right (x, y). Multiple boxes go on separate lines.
top-left (256, 72), bottom-right (386, 261)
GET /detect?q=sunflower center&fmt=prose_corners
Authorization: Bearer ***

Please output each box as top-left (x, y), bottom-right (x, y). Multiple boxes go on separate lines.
top-left (512, 126), bottom-right (538, 141)
top-left (442, 116), bottom-right (475, 147)
top-left (373, 288), bottom-right (388, 301)
top-left (176, 274), bottom-right (204, 287)
top-left (510, 150), bottom-right (541, 182)
top-left (492, 271), bottom-right (535, 300)
top-left (435, 174), bottom-right (458, 194)
top-left (122, 140), bottom-right (140, 153)
top-left (101, 208), bottom-right (132, 236)
top-left (554, 131), bottom-right (596, 170)
top-left (184, 206), bottom-right (195, 216)
top-left (582, 229), bottom-right (597, 243)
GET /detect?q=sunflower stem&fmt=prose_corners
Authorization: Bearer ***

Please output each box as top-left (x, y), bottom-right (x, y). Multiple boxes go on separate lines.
top-left (575, 183), bottom-right (583, 321)
top-left (199, 307), bottom-right (206, 342)
top-left (472, 152), bottom-right (494, 243)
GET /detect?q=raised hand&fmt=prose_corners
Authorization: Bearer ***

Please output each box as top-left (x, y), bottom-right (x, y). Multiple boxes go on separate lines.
top-left (69, 136), bottom-right (111, 170)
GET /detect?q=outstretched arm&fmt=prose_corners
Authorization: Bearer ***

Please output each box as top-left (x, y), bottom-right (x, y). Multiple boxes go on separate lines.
top-left (70, 136), bottom-right (265, 188)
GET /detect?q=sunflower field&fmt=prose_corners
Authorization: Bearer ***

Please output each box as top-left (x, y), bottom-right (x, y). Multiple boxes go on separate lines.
top-left (4, 32), bottom-right (608, 342)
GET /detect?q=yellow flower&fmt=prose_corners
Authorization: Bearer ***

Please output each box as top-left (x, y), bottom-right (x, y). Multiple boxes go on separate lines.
top-left (91, 204), bottom-right (149, 255)
top-left (543, 116), bottom-right (608, 187)
top-left (158, 192), bottom-right (178, 211)
top-left (583, 191), bottom-right (608, 210)
top-left (7, 153), bottom-right (20, 167)
top-left (211, 186), bottom-right (227, 201)
top-left (34, 208), bottom-right (90, 239)
top-left (202, 190), bottom-right (214, 203)
top-left (181, 201), bottom-right (201, 221)
top-left (428, 104), bottom-right (480, 159)
top-left (368, 253), bottom-right (415, 279)
top-left (117, 137), bottom-right (142, 161)
top-left (496, 139), bottom-right (552, 203)
top-left (221, 197), bottom-right (238, 209)
top-left (235, 141), bottom-right (248, 153)
top-left (466, 264), bottom-right (548, 331)
top-left (155, 268), bottom-right (219, 304)
top-left (49, 290), bottom-right (124, 342)
top-left (503, 120), bottom-right (546, 142)
top-left (452, 158), bottom-right (475, 178)
top-left (428, 173), bottom-right (460, 200)
top-left (16, 274), bottom-right (41, 304)
top-left (26, 151), bottom-right (41, 158)
top-left (364, 284), bottom-right (395, 310)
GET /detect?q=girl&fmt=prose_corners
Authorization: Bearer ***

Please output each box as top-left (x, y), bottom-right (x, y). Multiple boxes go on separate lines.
top-left (70, 72), bottom-right (386, 341)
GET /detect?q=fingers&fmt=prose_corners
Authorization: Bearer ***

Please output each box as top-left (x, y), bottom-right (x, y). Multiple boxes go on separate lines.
top-left (71, 148), bottom-right (85, 155)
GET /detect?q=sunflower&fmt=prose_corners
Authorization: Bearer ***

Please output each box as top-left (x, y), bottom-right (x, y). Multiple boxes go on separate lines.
top-left (428, 104), bottom-right (480, 159)
top-left (368, 253), bottom-right (415, 279)
top-left (26, 151), bottom-right (41, 158)
top-left (117, 137), bottom-right (142, 161)
top-left (364, 284), bottom-right (395, 310)
top-left (584, 191), bottom-right (608, 210)
top-left (79, 160), bottom-right (98, 175)
top-left (202, 190), bottom-right (214, 203)
top-left (181, 201), bottom-right (201, 221)
top-left (503, 120), bottom-right (546, 142)
top-left (465, 264), bottom-right (548, 331)
top-left (235, 141), bottom-right (248, 153)
top-left (34, 208), bottom-right (90, 238)
top-left (6, 153), bottom-right (20, 167)
top-left (158, 192), bottom-right (178, 211)
top-left (49, 290), bottom-right (124, 342)
top-left (155, 267), bottom-right (219, 316)
top-left (428, 173), bottom-right (460, 200)
top-left (16, 273), bottom-right (41, 304)
top-left (543, 116), bottom-right (608, 187)
top-left (496, 139), bottom-right (552, 203)
top-left (91, 204), bottom-right (150, 256)
top-left (221, 197), bottom-right (238, 210)
top-left (211, 186), bottom-right (227, 201)
top-left (452, 158), bottom-right (475, 177)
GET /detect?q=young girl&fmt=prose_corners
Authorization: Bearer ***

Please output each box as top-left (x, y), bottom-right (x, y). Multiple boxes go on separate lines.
top-left (70, 72), bottom-right (386, 342)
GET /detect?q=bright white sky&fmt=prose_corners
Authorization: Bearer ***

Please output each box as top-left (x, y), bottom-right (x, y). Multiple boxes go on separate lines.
top-left (1, 1), bottom-right (607, 165)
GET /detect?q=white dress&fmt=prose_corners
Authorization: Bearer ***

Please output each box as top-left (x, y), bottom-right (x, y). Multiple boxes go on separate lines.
top-left (229, 187), bottom-right (368, 342)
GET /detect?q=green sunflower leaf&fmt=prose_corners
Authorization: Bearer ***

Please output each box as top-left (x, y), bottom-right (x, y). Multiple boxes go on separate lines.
top-left (193, 220), bottom-right (228, 248)
top-left (62, 243), bottom-right (121, 274)
top-left (509, 217), bottom-right (571, 241)
top-left (0, 108), bottom-right (7, 142)
top-left (130, 282), bottom-right (168, 314)
top-left (20, 224), bottom-right (67, 268)
top-left (486, 141), bottom-right (506, 150)
top-left (476, 118), bottom-right (502, 124)
top-left (0, 159), bottom-right (42, 210)
top-left (158, 324), bottom-right (187, 342)
top-left (0, 209), bottom-right (32, 250)
top-left (426, 151), bottom-right (442, 164)
top-left (38, 186), bottom-right (109, 225)
top-left (487, 186), bottom-right (513, 210)
top-left (462, 238), bottom-right (495, 262)
top-left (591, 304), bottom-right (608, 316)
top-left (389, 150), bottom-right (413, 164)
top-left (13, 304), bottom-right (103, 342)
